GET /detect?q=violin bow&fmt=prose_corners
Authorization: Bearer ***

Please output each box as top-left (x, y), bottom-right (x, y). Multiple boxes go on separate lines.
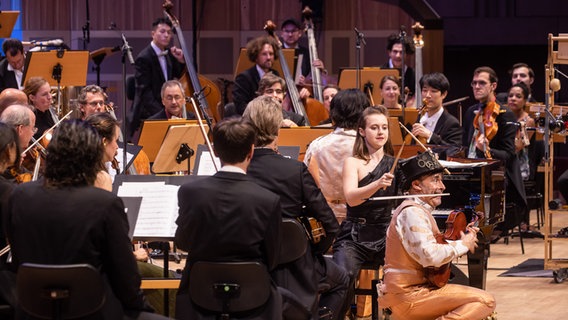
top-left (23, 110), bottom-right (73, 155)
top-left (398, 121), bottom-right (450, 175)
top-left (380, 141), bottom-right (405, 191)
top-left (189, 97), bottom-right (218, 172)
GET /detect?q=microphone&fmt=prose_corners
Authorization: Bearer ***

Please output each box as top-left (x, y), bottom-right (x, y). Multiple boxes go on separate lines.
top-left (108, 22), bottom-right (117, 30)
top-left (120, 33), bottom-right (135, 65)
top-left (23, 39), bottom-right (65, 47)
top-left (353, 27), bottom-right (367, 45)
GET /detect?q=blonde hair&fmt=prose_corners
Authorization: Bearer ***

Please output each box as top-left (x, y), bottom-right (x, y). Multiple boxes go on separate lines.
top-left (242, 96), bottom-right (283, 147)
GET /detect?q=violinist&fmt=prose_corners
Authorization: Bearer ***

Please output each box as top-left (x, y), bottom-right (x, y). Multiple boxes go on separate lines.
top-left (463, 66), bottom-right (527, 239)
top-left (85, 112), bottom-right (120, 191)
top-left (0, 104), bottom-right (37, 183)
top-left (232, 35), bottom-right (281, 115)
top-left (23, 76), bottom-right (56, 140)
top-left (258, 73), bottom-right (306, 127)
top-left (378, 152), bottom-right (496, 319)
top-left (129, 17), bottom-right (185, 136)
top-left (411, 73), bottom-right (462, 159)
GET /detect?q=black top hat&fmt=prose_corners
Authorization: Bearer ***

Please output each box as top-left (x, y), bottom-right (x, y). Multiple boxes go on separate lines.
top-left (399, 152), bottom-right (445, 190)
top-left (281, 18), bottom-right (302, 29)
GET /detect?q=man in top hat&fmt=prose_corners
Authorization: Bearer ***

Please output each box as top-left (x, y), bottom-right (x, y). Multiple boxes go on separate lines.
top-left (378, 152), bottom-right (496, 320)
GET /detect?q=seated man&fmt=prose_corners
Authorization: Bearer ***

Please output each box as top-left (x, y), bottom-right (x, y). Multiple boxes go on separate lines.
top-left (148, 80), bottom-right (196, 120)
top-left (257, 73), bottom-right (306, 127)
top-left (174, 118), bottom-right (283, 319)
top-left (378, 152), bottom-right (496, 319)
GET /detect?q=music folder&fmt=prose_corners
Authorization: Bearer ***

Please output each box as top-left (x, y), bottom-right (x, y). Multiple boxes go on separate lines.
top-left (0, 11), bottom-right (19, 38)
top-left (22, 50), bottom-right (89, 88)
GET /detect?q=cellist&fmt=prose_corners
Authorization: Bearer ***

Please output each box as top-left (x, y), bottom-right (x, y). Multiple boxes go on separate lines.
top-left (462, 66), bottom-right (527, 240)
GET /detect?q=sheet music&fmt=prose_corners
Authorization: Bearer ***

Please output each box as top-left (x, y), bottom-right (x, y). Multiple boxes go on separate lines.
top-left (196, 151), bottom-right (221, 176)
top-left (117, 182), bottom-right (180, 238)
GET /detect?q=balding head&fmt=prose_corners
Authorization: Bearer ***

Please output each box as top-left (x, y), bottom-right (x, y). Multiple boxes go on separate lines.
top-left (0, 88), bottom-right (29, 115)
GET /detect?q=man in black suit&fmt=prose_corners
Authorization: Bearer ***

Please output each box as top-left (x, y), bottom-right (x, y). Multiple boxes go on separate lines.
top-left (174, 118), bottom-right (283, 320)
top-left (463, 66), bottom-right (527, 235)
top-left (6, 120), bottom-right (163, 319)
top-left (232, 36), bottom-right (280, 115)
top-left (0, 39), bottom-right (25, 92)
top-left (257, 73), bottom-right (306, 126)
top-left (148, 80), bottom-right (195, 120)
top-left (380, 33), bottom-right (415, 98)
top-left (496, 62), bottom-right (537, 104)
top-left (244, 96), bottom-right (348, 320)
top-left (409, 72), bottom-right (462, 159)
top-left (129, 17), bottom-right (186, 136)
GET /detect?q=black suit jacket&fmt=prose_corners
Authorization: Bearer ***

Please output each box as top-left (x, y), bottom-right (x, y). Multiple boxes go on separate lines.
top-left (0, 59), bottom-right (19, 92)
top-left (428, 109), bottom-right (463, 159)
top-left (174, 171), bottom-right (282, 320)
top-left (247, 148), bottom-right (339, 318)
top-left (463, 102), bottom-right (527, 226)
top-left (6, 181), bottom-right (148, 318)
top-left (232, 66), bottom-right (280, 115)
top-left (129, 44), bottom-right (185, 134)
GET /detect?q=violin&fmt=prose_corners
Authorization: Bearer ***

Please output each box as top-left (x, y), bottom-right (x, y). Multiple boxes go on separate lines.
top-left (468, 101), bottom-right (500, 159)
top-left (404, 98), bottom-right (428, 145)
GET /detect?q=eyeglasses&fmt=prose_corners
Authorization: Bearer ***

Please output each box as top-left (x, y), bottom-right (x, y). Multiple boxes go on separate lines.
top-left (264, 89), bottom-right (284, 95)
top-left (164, 95), bottom-right (184, 101)
top-left (471, 80), bottom-right (489, 87)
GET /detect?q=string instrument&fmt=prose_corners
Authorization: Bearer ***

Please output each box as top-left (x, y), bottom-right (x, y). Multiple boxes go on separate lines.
top-left (404, 98), bottom-right (428, 144)
top-left (468, 101), bottom-right (500, 159)
top-left (297, 216), bottom-right (326, 244)
top-left (518, 120), bottom-right (530, 148)
top-left (265, 20), bottom-right (327, 126)
top-left (302, 6), bottom-right (323, 102)
top-left (412, 22), bottom-right (425, 109)
top-left (162, 0), bottom-right (221, 125)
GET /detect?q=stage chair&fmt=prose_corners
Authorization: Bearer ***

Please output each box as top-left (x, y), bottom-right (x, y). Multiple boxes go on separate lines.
top-left (189, 261), bottom-right (271, 319)
top-left (279, 219), bottom-right (308, 264)
top-left (353, 261), bottom-right (390, 320)
top-left (17, 263), bottom-right (105, 320)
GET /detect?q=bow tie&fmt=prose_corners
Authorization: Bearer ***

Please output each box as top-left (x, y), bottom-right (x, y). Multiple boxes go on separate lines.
top-left (157, 50), bottom-right (168, 57)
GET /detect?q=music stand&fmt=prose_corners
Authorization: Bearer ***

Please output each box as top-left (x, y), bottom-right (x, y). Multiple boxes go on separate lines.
top-left (0, 11), bottom-right (19, 38)
top-left (22, 50), bottom-right (89, 115)
top-left (138, 119), bottom-right (203, 162)
top-left (152, 125), bottom-right (205, 174)
top-left (338, 67), bottom-right (399, 105)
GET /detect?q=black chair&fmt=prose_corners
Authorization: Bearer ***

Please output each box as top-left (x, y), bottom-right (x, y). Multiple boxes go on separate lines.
top-left (353, 261), bottom-right (388, 320)
top-left (279, 219), bottom-right (308, 264)
top-left (16, 263), bottom-right (105, 320)
top-left (189, 261), bottom-right (271, 319)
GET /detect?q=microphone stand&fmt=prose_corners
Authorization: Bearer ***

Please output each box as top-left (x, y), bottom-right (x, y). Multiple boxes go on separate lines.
top-left (120, 33), bottom-right (135, 174)
top-left (82, 0), bottom-right (90, 51)
top-left (354, 28), bottom-right (366, 90)
top-left (399, 26), bottom-right (407, 125)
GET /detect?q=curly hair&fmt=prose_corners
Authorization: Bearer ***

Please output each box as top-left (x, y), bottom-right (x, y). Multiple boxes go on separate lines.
top-left (44, 120), bottom-right (103, 188)
top-left (246, 36), bottom-right (279, 63)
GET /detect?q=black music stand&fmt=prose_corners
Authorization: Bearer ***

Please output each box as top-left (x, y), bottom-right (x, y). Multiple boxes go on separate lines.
top-left (89, 46), bottom-right (120, 86)
top-left (22, 50), bottom-right (89, 114)
top-left (0, 11), bottom-right (19, 38)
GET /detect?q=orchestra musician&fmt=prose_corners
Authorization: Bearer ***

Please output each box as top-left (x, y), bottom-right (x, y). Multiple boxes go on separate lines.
top-left (85, 112), bottom-right (121, 192)
top-left (319, 84), bottom-right (340, 125)
top-left (6, 119), bottom-right (165, 319)
top-left (23, 76), bottom-right (56, 140)
top-left (411, 72), bottom-right (462, 159)
top-left (243, 96), bottom-right (347, 320)
top-left (0, 122), bottom-right (19, 307)
top-left (232, 35), bottom-right (281, 115)
top-left (129, 17), bottom-right (186, 136)
top-left (333, 105), bottom-right (399, 319)
top-left (77, 84), bottom-right (107, 120)
top-left (463, 66), bottom-right (527, 239)
top-left (380, 33), bottom-right (415, 98)
top-left (379, 75), bottom-right (403, 110)
top-left (304, 89), bottom-right (370, 223)
top-left (496, 63), bottom-right (537, 104)
top-left (148, 80), bottom-right (196, 120)
top-left (0, 104), bottom-right (36, 182)
top-left (258, 73), bottom-right (306, 127)
top-left (378, 151), bottom-right (496, 320)
top-left (0, 38), bottom-right (25, 91)
top-left (174, 118), bottom-right (283, 320)
top-left (0, 88), bottom-right (28, 114)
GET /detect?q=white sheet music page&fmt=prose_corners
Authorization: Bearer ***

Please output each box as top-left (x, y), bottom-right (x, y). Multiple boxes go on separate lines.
top-left (196, 151), bottom-right (221, 176)
top-left (117, 182), bottom-right (180, 238)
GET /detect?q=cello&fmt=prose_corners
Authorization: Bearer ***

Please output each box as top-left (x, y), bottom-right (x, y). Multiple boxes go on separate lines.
top-left (265, 20), bottom-right (327, 126)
